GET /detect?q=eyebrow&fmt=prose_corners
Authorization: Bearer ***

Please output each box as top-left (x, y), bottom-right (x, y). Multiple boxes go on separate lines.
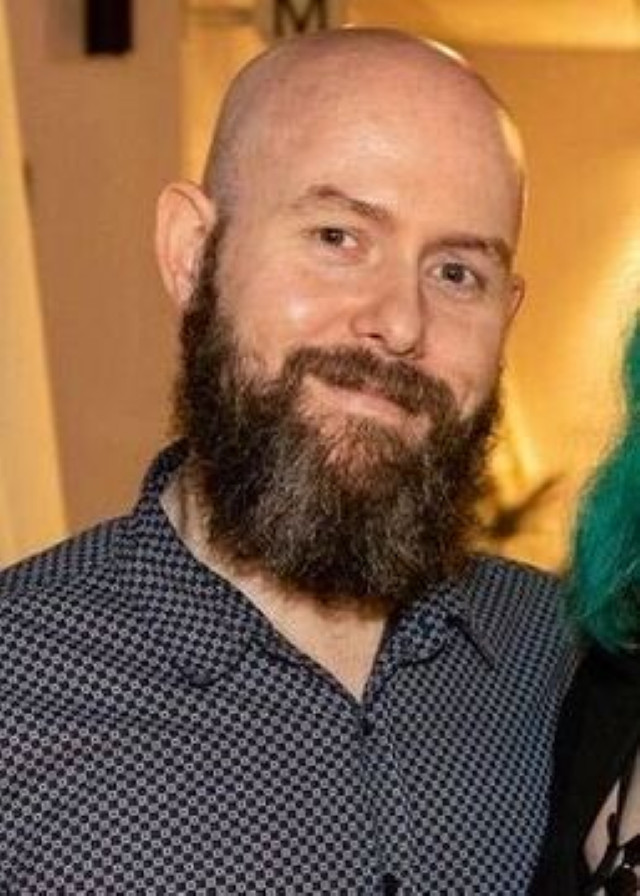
top-left (431, 234), bottom-right (514, 270)
top-left (290, 184), bottom-right (394, 226)
top-left (290, 184), bottom-right (514, 269)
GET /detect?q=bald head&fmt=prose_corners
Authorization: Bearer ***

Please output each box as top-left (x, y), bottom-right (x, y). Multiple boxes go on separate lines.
top-left (203, 28), bottom-right (525, 225)
top-left (157, 26), bottom-right (527, 540)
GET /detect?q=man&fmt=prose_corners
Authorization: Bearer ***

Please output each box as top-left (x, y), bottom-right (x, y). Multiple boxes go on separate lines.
top-left (0, 28), bottom-right (571, 894)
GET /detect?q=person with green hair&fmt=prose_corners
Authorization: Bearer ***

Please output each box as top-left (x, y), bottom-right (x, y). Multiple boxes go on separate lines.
top-left (532, 318), bottom-right (640, 894)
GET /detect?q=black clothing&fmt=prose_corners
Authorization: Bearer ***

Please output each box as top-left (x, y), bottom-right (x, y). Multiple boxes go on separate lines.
top-left (531, 646), bottom-right (640, 895)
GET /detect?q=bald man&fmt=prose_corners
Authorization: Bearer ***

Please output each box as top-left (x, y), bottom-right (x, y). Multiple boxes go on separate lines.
top-left (0, 29), bottom-right (572, 894)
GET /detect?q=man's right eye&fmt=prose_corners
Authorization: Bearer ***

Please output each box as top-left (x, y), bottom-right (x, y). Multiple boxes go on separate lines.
top-left (316, 227), bottom-right (357, 249)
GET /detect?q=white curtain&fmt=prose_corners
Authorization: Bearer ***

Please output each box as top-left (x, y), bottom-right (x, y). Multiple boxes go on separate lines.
top-left (0, 2), bottom-right (66, 566)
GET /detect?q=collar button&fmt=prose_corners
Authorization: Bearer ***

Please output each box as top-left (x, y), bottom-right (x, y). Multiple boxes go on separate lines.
top-left (382, 872), bottom-right (400, 895)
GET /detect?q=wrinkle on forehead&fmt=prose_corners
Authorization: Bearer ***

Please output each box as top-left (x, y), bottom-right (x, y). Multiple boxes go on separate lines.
top-left (203, 28), bottom-right (525, 223)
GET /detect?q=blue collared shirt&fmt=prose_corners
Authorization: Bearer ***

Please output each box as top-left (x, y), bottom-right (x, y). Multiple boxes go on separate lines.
top-left (0, 445), bottom-right (573, 894)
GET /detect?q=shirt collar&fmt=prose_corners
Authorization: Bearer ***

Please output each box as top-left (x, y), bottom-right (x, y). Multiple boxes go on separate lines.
top-left (113, 443), bottom-right (499, 687)
top-left (394, 565), bottom-right (498, 668)
top-left (113, 442), bottom-right (269, 686)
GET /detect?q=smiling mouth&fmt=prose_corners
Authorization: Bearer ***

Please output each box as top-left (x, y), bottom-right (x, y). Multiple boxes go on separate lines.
top-left (305, 376), bottom-right (411, 424)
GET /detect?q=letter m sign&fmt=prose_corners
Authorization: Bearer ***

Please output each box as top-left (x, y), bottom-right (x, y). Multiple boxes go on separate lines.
top-left (255, 0), bottom-right (346, 42)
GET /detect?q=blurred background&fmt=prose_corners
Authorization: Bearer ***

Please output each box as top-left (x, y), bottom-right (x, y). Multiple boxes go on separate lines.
top-left (1, 0), bottom-right (639, 569)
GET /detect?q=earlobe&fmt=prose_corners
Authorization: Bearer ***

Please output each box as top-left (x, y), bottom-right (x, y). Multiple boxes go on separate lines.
top-left (155, 181), bottom-right (216, 309)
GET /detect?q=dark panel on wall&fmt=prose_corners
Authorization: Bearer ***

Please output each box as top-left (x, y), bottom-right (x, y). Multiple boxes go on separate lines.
top-left (84, 0), bottom-right (133, 55)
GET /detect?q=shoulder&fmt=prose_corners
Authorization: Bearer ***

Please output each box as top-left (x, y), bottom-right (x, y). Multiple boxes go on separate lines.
top-left (0, 515), bottom-right (158, 735)
top-left (0, 518), bottom-right (128, 649)
top-left (0, 518), bottom-right (123, 604)
top-left (563, 644), bottom-right (640, 722)
top-left (467, 552), bottom-right (562, 621)
top-left (471, 551), bottom-right (559, 586)
top-left (464, 554), bottom-right (574, 677)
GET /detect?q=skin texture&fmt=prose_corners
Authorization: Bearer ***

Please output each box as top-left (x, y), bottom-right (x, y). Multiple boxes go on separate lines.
top-left (155, 29), bottom-right (527, 697)
top-left (161, 30), bottom-right (524, 438)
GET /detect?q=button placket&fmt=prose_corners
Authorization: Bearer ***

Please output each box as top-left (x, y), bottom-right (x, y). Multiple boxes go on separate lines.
top-left (356, 686), bottom-right (415, 895)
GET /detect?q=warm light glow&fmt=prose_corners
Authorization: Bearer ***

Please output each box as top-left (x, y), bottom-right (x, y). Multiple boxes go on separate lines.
top-left (0, 3), bottom-right (66, 564)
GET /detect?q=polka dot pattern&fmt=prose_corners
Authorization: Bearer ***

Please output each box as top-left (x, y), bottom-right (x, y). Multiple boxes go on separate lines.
top-left (0, 444), bottom-right (574, 894)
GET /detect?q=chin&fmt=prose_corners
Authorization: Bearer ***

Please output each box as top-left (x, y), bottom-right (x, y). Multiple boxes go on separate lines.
top-left (305, 414), bottom-right (418, 485)
top-left (319, 409), bottom-right (426, 453)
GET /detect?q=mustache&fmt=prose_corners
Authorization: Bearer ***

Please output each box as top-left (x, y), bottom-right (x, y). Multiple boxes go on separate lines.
top-left (277, 345), bottom-right (457, 417)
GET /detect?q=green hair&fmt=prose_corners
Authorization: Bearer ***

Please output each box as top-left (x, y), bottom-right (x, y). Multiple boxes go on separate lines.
top-left (568, 316), bottom-right (640, 650)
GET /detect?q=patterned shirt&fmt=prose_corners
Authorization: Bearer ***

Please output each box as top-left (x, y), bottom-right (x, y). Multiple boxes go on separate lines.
top-left (0, 445), bottom-right (573, 895)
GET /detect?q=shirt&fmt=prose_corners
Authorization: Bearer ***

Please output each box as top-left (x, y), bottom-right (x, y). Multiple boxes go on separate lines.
top-left (0, 444), bottom-right (573, 895)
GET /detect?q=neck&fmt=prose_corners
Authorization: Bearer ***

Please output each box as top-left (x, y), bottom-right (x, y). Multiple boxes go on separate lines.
top-left (161, 471), bottom-right (390, 700)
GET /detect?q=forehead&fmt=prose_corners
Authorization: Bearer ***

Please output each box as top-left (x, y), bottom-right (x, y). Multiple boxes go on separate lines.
top-left (239, 77), bottom-right (521, 241)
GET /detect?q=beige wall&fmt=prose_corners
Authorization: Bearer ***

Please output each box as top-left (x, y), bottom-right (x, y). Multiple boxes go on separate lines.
top-left (0, 1), bottom-right (66, 564)
top-left (5, 0), bottom-right (182, 543)
top-left (467, 47), bottom-right (640, 563)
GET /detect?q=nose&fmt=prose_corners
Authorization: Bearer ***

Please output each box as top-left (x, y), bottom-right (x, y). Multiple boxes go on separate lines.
top-left (349, 262), bottom-right (426, 359)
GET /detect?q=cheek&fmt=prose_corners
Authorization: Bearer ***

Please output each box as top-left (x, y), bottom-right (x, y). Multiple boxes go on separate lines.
top-left (275, 288), bottom-right (327, 332)
top-left (424, 313), bottom-right (508, 409)
top-left (219, 265), bottom-right (349, 372)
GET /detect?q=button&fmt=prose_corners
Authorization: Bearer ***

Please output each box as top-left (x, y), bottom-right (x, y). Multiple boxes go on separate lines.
top-left (172, 660), bottom-right (218, 689)
top-left (183, 669), bottom-right (217, 688)
top-left (361, 716), bottom-right (374, 737)
top-left (382, 872), bottom-right (400, 895)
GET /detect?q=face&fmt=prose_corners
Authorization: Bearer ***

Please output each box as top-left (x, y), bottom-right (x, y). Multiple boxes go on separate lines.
top-left (175, 230), bottom-right (498, 606)
top-left (164, 51), bottom-right (523, 604)
top-left (213, 60), bottom-right (523, 444)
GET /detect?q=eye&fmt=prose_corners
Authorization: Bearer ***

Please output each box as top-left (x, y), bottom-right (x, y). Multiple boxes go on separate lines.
top-left (437, 262), bottom-right (478, 286)
top-left (316, 227), bottom-right (357, 250)
top-left (430, 260), bottom-right (485, 295)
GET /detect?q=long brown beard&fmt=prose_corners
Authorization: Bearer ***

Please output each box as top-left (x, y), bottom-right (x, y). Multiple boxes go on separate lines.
top-left (174, 229), bottom-right (499, 610)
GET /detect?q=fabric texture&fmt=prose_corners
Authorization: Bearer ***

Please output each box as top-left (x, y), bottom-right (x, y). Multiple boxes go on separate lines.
top-left (530, 646), bottom-right (640, 895)
top-left (0, 444), bottom-right (573, 895)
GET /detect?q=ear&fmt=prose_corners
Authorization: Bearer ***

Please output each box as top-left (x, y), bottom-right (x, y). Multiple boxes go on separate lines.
top-left (155, 181), bottom-right (216, 309)
top-left (506, 273), bottom-right (525, 324)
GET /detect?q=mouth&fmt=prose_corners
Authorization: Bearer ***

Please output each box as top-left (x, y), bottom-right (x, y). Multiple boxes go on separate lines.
top-left (304, 376), bottom-right (412, 425)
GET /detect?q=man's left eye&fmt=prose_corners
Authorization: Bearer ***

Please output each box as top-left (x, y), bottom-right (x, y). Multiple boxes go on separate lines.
top-left (435, 262), bottom-right (479, 287)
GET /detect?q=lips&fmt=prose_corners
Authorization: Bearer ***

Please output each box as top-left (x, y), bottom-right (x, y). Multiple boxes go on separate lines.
top-left (281, 344), bottom-right (457, 419)
top-left (306, 376), bottom-right (414, 424)
top-left (313, 371), bottom-right (422, 416)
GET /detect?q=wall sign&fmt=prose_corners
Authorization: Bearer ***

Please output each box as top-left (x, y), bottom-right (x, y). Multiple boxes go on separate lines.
top-left (254, 0), bottom-right (346, 42)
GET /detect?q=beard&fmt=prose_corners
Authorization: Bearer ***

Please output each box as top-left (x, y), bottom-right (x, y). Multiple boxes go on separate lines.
top-left (174, 228), bottom-right (500, 611)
